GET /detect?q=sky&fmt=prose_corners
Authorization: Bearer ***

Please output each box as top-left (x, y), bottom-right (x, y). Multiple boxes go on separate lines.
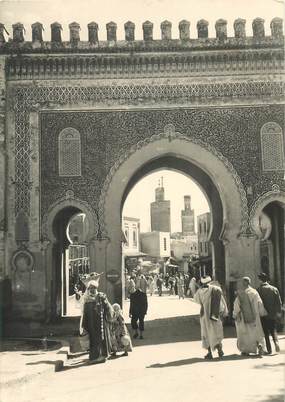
top-left (122, 170), bottom-right (210, 233)
top-left (0, 0), bottom-right (283, 41)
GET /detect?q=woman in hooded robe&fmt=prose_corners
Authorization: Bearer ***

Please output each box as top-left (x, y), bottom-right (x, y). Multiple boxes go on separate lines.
top-left (80, 278), bottom-right (113, 363)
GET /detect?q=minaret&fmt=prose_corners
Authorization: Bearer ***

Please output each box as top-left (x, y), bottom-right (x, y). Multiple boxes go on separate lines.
top-left (150, 176), bottom-right (171, 232)
top-left (181, 195), bottom-right (195, 235)
top-left (155, 177), bottom-right (165, 201)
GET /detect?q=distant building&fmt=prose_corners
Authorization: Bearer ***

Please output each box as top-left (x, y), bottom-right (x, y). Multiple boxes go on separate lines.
top-left (181, 195), bottom-right (195, 235)
top-left (150, 178), bottom-right (171, 232)
top-left (122, 217), bottom-right (147, 273)
top-left (122, 216), bottom-right (140, 254)
top-left (141, 231), bottom-right (171, 259)
top-left (171, 232), bottom-right (183, 240)
top-left (197, 212), bottom-right (211, 257)
top-left (171, 234), bottom-right (198, 260)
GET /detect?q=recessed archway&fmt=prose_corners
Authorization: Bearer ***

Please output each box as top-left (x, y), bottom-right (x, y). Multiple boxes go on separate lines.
top-left (42, 196), bottom-right (97, 320)
top-left (250, 191), bottom-right (285, 299)
top-left (99, 134), bottom-right (246, 303)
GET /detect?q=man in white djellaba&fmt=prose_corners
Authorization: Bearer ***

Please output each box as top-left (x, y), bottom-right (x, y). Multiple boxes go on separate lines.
top-left (233, 276), bottom-right (266, 357)
top-left (194, 276), bottom-right (228, 360)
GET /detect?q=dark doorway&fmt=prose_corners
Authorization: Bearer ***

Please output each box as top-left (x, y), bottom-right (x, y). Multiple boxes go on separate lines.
top-left (51, 207), bottom-right (90, 319)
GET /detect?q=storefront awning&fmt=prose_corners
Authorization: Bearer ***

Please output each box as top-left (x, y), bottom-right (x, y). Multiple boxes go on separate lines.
top-left (123, 251), bottom-right (147, 258)
top-left (191, 257), bottom-right (212, 266)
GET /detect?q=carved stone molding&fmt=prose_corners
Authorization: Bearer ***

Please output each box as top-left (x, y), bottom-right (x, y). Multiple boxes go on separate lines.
top-left (11, 248), bottom-right (35, 272)
top-left (98, 125), bottom-right (249, 237)
top-left (249, 185), bottom-right (285, 236)
top-left (41, 193), bottom-right (97, 243)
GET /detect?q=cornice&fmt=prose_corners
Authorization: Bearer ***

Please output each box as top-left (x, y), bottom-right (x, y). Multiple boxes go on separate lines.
top-left (5, 47), bottom-right (284, 80)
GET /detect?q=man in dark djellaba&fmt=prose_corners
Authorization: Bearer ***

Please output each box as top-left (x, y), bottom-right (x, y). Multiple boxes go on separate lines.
top-left (81, 274), bottom-right (113, 363)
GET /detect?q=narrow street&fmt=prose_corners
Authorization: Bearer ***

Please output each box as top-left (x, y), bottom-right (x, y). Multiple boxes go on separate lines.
top-left (2, 296), bottom-right (284, 402)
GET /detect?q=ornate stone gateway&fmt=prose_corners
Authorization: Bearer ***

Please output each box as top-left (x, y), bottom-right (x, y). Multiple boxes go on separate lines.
top-left (0, 17), bottom-right (284, 325)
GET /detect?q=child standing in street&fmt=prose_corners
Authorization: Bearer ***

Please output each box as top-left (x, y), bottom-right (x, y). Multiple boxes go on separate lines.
top-left (110, 303), bottom-right (132, 357)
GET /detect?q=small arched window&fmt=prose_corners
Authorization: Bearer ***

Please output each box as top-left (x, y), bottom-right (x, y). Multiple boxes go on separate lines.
top-left (58, 128), bottom-right (81, 176)
top-left (261, 122), bottom-right (284, 171)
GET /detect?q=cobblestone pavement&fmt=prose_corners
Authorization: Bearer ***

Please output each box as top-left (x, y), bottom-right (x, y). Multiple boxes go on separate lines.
top-left (1, 296), bottom-right (284, 402)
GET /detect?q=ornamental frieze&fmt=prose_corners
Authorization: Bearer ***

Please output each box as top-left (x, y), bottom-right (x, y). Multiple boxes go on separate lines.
top-left (13, 84), bottom-right (284, 220)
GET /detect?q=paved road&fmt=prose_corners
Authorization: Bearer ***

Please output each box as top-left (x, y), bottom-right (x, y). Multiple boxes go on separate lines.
top-left (122, 293), bottom-right (200, 321)
top-left (1, 296), bottom-right (284, 402)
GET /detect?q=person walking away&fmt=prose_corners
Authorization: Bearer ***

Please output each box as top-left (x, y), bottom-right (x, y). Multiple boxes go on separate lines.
top-left (125, 275), bottom-right (131, 300)
top-left (257, 272), bottom-right (282, 354)
top-left (194, 276), bottom-right (228, 359)
top-left (157, 274), bottom-right (163, 297)
top-left (127, 275), bottom-right (136, 297)
top-left (165, 273), bottom-right (169, 289)
top-left (174, 274), bottom-right (179, 295)
top-left (129, 289), bottom-right (148, 339)
top-left (168, 275), bottom-right (175, 295)
top-left (153, 274), bottom-right (158, 293)
top-left (189, 276), bottom-right (198, 297)
top-left (233, 276), bottom-right (266, 357)
top-left (177, 274), bottom-right (185, 299)
top-left (184, 274), bottom-right (190, 296)
top-left (135, 267), bottom-right (148, 294)
top-left (110, 303), bottom-right (132, 357)
top-left (147, 276), bottom-right (155, 296)
top-left (80, 276), bottom-right (113, 363)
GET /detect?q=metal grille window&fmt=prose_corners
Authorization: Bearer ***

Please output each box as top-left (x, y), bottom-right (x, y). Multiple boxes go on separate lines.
top-left (261, 122), bottom-right (284, 171)
top-left (59, 128), bottom-right (81, 176)
top-left (163, 237), bottom-right (167, 251)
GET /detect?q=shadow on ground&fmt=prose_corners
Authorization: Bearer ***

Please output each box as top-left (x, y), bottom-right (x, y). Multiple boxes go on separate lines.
top-left (250, 391), bottom-right (285, 402)
top-left (146, 353), bottom-right (261, 368)
top-left (253, 362), bottom-right (285, 370)
top-left (0, 339), bottom-right (61, 352)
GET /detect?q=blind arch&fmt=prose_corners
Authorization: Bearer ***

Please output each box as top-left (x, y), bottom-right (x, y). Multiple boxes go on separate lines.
top-left (58, 128), bottom-right (81, 176)
top-left (261, 122), bottom-right (284, 171)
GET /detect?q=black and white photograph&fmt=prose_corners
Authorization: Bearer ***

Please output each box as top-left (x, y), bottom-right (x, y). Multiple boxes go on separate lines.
top-left (0, 0), bottom-right (284, 401)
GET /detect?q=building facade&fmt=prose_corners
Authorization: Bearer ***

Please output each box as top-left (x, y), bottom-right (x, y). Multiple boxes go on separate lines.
top-left (197, 212), bottom-right (212, 258)
top-left (122, 216), bottom-right (140, 254)
top-left (171, 235), bottom-right (198, 260)
top-left (141, 231), bottom-right (171, 259)
top-left (0, 17), bottom-right (284, 331)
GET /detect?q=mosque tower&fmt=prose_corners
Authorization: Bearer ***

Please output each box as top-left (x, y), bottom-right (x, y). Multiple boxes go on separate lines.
top-left (181, 195), bottom-right (195, 235)
top-left (150, 177), bottom-right (171, 232)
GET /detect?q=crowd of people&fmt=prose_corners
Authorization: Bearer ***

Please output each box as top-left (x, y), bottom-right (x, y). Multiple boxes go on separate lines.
top-left (194, 272), bottom-right (282, 359)
top-left (77, 268), bottom-right (283, 365)
top-left (125, 269), bottom-right (199, 300)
